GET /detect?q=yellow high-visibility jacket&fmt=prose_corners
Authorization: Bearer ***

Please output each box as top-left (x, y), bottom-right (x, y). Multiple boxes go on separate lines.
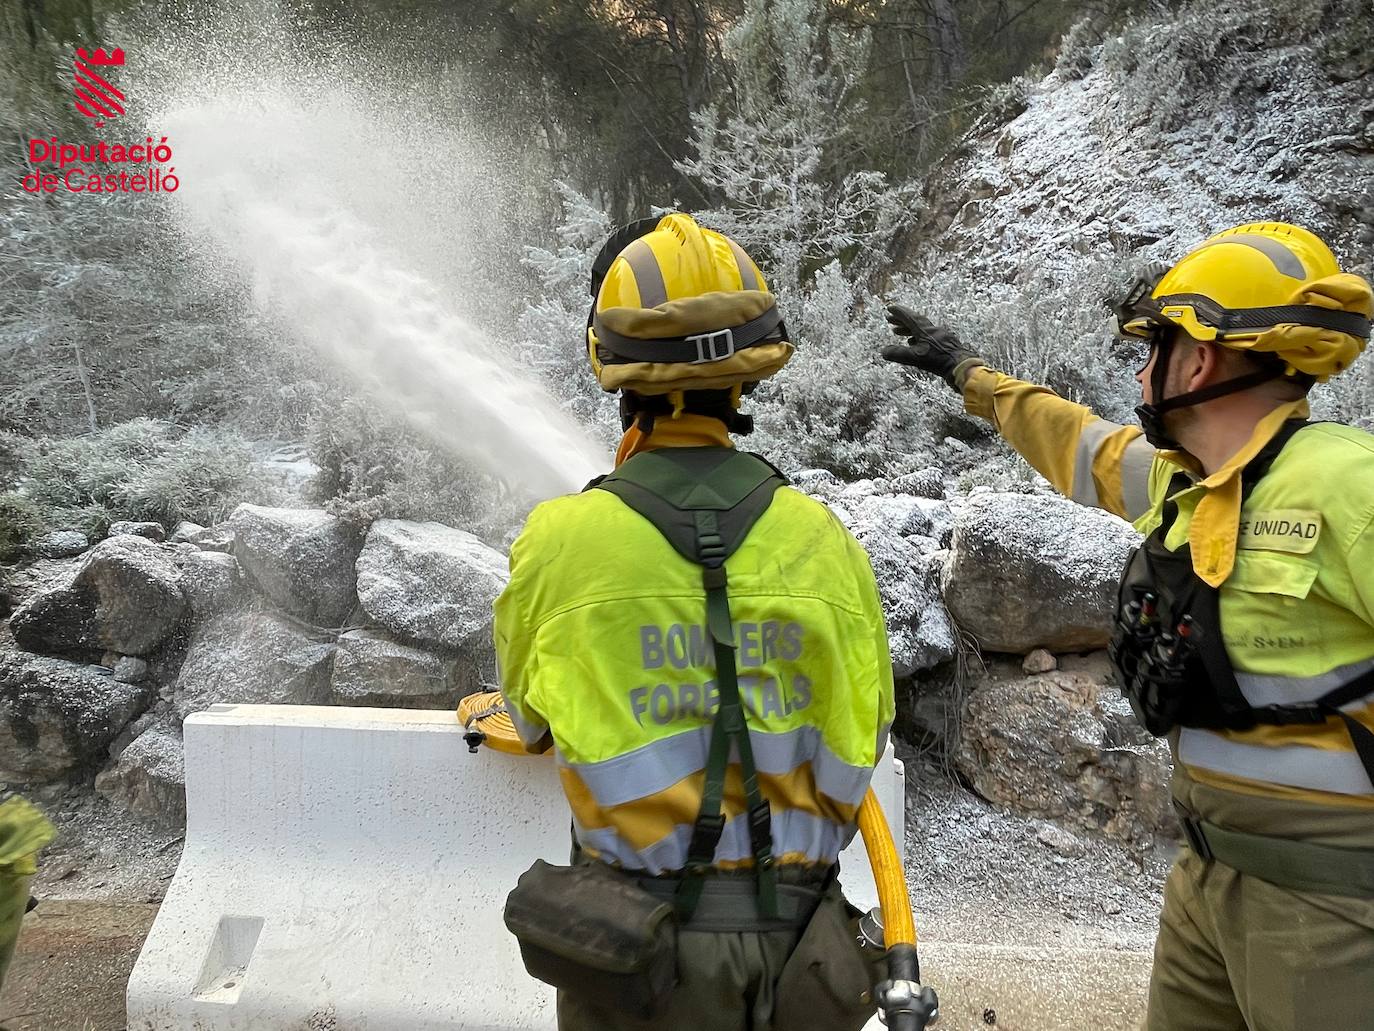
top-left (493, 457), bottom-right (895, 875)
top-left (1, 795), bottom-right (55, 990)
top-left (964, 367), bottom-right (1374, 840)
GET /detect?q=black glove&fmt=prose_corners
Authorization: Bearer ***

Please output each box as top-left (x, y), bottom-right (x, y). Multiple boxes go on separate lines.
top-left (882, 305), bottom-right (985, 393)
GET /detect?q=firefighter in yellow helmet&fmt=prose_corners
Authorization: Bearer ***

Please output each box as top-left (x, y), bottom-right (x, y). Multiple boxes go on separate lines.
top-left (884, 223), bottom-right (1374, 1031)
top-left (0, 795), bottom-right (54, 994)
top-left (494, 213), bottom-right (895, 1030)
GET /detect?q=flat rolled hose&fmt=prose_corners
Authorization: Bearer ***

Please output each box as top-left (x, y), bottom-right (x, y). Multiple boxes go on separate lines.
top-left (456, 690), bottom-right (533, 755)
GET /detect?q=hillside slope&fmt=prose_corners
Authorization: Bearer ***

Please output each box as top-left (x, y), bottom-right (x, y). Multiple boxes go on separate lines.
top-left (898, 0), bottom-right (1374, 426)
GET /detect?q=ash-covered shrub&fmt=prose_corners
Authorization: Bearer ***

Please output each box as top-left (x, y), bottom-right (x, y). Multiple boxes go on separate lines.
top-left (0, 492), bottom-right (41, 562)
top-left (306, 397), bottom-right (506, 536)
top-left (18, 420), bottom-right (276, 537)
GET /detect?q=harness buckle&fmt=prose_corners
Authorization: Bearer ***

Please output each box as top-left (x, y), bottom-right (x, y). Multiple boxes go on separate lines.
top-left (686, 813), bottom-right (726, 865)
top-left (687, 328), bottom-right (736, 364)
top-left (1173, 801), bottom-right (1214, 861)
top-left (1253, 703), bottom-right (1326, 726)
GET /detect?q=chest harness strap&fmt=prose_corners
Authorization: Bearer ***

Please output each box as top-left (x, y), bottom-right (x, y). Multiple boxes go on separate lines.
top-left (588, 447), bottom-right (789, 922)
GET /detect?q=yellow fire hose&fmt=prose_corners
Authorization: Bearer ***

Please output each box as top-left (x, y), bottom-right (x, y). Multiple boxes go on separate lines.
top-left (857, 787), bottom-right (940, 1028)
top-left (458, 691), bottom-right (938, 1026)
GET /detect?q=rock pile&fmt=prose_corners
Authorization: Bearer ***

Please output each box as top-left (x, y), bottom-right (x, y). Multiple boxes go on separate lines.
top-left (1, 506), bottom-right (507, 825)
top-left (2, 480), bottom-right (1172, 844)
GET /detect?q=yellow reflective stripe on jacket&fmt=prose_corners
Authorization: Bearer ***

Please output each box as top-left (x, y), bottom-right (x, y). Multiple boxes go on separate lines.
top-left (494, 480), bottom-right (893, 874)
top-left (963, 367), bottom-right (1155, 521)
top-left (963, 369), bottom-right (1374, 818)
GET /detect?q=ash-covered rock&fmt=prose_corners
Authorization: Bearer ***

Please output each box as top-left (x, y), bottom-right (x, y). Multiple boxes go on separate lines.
top-left (229, 505), bottom-right (360, 626)
top-left (942, 492), bottom-right (1138, 653)
top-left (107, 521), bottom-right (165, 542)
top-left (95, 709), bottom-right (185, 825)
top-left (173, 549), bottom-right (247, 621)
top-left (888, 467), bottom-right (946, 500)
top-left (954, 652), bottom-right (1173, 842)
top-left (355, 519), bottom-right (509, 656)
top-left (33, 530), bottom-right (89, 559)
top-left (858, 524), bottom-right (956, 677)
top-left (0, 632), bottom-right (149, 781)
top-left (10, 535), bottom-right (186, 659)
top-left (331, 629), bottom-right (465, 708)
top-left (174, 608), bottom-right (336, 718)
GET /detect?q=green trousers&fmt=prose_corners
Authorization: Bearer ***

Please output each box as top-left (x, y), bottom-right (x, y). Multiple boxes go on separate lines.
top-left (1147, 847), bottom-right (1374, 1031)
top-left (558, 926), bottom-right (803, 1031)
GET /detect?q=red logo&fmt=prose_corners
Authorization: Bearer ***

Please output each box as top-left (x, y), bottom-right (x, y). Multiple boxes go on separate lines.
top-left (74, 47), bottom-right (125, 128)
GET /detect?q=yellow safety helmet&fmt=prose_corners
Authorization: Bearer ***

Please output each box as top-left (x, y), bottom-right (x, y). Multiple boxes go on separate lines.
top-left (586, 213), bottom-right (793, 397)
top-left (1117, 222), bottom-right (1372, 382)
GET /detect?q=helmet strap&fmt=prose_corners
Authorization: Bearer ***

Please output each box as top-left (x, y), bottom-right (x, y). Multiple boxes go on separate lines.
top-left (1136, 334), bottom-right (1289, 449)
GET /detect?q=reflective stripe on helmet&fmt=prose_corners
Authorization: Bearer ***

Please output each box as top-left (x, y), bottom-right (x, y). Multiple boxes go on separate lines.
top-left (727, 238), bottom-right (759, 291)
top-left (621, 238), bottom-right (669, 308)
top-left (1193, 233), bottom-right (1307, 280)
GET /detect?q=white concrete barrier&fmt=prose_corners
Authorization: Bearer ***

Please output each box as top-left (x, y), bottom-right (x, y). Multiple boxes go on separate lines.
top-left (127, 704), bottom-right (905, 1030)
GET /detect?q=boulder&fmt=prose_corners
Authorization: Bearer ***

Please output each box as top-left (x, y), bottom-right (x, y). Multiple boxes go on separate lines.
top-left (33, 530), bottom-right (89, 559)
top-left (114, 656), bottom-right (149, 684)
top-left (95, 711), bottom-right (186, 825)
top-left (942, 492), bottom-right (1139, 653)
top-left (0, 632), bottom-right (149, 781)
top-left (355, 520), bottom-right (509, 655)
top-left (888, 468), bottom-right (946, 500)
top-left (10, 535), bottom-right (186, 658)
top-left (331, 630), bottom-right (465, 708)
top-left (229, 505), bottom-right (360, 625)
top-left (168, 521), bottom-right (206, 545)
top-left (174, 608), bottom-right (337, 719)
top-left (1022, 648), bottom-right (1058, 675)
top-left (108, 520), bottom-right (165, 542)
top-left (954, 652), bottom-right (1174, 842)
top-left (0, 557), bottom-right (81, 618)
top-left (171, 522), bottom-right (235, 553)
top-left (854, 524), bottom-right (956, 677)
top-left (174, 549), bottom-right (247, 620)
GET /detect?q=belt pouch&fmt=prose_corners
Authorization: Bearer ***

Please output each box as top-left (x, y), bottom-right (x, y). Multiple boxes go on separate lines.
top-left (773, 888), bottom-right (885, 1031)
top-left (503, 859), bottom-right (678, 1019)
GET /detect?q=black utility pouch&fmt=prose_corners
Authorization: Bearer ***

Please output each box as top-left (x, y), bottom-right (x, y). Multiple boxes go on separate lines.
top-left (503, 859), bottom-right (678, 1019)
top-left (773, 889), bottom-right (884, 1031)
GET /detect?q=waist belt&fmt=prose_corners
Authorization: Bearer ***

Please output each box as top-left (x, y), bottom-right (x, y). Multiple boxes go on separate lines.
top-left (1175, 801), bottom-right (1374, 898)
top-left (635, 875), bottom-right (826, 932)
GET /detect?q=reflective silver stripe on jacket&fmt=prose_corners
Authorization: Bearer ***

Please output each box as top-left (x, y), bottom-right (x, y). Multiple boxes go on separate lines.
top-left (1070, 419), bottom-right (1119, 509)
top-left (1118, 437), bottom-right (1156, 521)
top-left (1235, 657), bottom-right (1374, 708)
top-left (559, 724), bottom-right (878, 809)
top-left (1071, 420), bottom-right (1155, 521)
top-left (574, 807), bottom-right (855, 875)
top-left (505, 698), bottom-right (549, 747)
top-left (1179, 727), bottom-right (1374, 796)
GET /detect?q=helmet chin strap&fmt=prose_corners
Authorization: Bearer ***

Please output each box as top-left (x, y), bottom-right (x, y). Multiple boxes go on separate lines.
top-left (1135, 333), bottom-right (1289, 450)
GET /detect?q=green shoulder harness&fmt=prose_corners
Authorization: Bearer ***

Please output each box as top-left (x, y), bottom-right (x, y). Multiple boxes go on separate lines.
top-left (591, 446), bottom-right (789, 921)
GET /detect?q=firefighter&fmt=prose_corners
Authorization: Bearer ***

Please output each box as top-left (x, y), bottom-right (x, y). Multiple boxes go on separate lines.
top-left (494, 213), bottom-right (894, 1031)
top-left (0, 794), bottom-right (54, 995)
top-left (884, 222), bottom-right (1374, 1030)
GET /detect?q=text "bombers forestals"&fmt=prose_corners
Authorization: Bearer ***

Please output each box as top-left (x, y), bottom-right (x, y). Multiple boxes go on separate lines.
top-left (22, 135), bottom-right (179, 194)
